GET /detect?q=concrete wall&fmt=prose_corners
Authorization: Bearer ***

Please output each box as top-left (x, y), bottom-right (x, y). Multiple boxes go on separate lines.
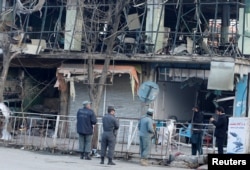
top-left (155, 82), bottom-right (197, 122)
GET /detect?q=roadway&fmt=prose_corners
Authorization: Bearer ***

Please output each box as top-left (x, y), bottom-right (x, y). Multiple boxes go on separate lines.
top-left (0, 146), bottom-right (192, 170)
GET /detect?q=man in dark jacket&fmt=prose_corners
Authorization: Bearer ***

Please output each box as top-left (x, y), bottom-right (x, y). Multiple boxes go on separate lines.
top-left (210, 106), bottom-right (228, 154)
top-left (191, 106), bottom-right (204, 155)
top-left (100, 106), bottom-right (119, 165)
top-left (76, 101), bottom-right (97, 160)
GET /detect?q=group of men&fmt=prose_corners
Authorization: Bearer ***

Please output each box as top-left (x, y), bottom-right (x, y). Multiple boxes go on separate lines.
top-left (190, 106), bottom-right (228, 155)
top-left (76, 100), bottom-right (155, 166)
top-left (76, 100), bottom-right (228, 167)
top-left (76, 101), bottom-right (119, 165)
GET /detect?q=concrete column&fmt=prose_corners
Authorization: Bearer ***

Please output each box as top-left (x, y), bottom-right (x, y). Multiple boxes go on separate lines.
top-left (64, 0), bottom-right (82, 51)
top-left (221, 4), bottom-right (230, 44)
top-left (145, 0), bottom-right (165, 52)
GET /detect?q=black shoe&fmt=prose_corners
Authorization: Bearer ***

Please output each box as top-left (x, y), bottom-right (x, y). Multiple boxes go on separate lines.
top-left (85, 152), bottom-right (91, 160)
top-left (107, 161), bottom-right (116, 165)
top-left (107, 158), bottom-right (116, 165)
top-left (100, 157), bottom-right (104, 164)
top-left (85, 155), bottom-right (92, 160)
top-left (80, 153), bottom-right (84, 159)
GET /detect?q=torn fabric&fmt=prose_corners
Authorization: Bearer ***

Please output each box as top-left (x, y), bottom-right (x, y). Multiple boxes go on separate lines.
top-left (70, 79), bottom-right (76, 101)
top-left (54, 64), bottom-right (140, 99)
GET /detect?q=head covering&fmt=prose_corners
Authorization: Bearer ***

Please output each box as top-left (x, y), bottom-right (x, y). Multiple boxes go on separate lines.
top-left (147, 108), bottom-right (154, 116)
top-left (108, 106), bottom-right (115, 111)
top-left (82, 101), bottom-right (91, 106)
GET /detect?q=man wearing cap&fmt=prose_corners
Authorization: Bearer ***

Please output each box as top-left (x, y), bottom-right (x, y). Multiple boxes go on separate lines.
top-left (76, 101), bottom-right (97, 160)
top-left (100, 106), bottom-right (119, 165)
top-left (138, 108), bottom-right (155, 166)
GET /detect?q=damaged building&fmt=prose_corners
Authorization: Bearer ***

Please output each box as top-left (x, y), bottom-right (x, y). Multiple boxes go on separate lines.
top-left (0, 0), bottom-right (250, 133)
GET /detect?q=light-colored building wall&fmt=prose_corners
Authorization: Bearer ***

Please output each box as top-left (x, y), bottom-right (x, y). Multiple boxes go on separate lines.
top-left (155, 82), bottom-right (197, 122)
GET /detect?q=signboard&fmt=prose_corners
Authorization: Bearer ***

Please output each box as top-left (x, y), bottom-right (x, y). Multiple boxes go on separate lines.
top-left (207, 61), bottom-right (235, 91)
top-left (138, 81), bottom-right (159, 104)
top-left (226, 117), bottom-right (250, 153)
top-left (234, 75), bottom-right (247, 117)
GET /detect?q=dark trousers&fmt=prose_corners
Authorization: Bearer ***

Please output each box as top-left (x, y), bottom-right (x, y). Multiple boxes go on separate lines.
top-left (191, 132), bottom-right (203, 155)
top-left (100, 132), bottom-right (116, 159)
top-left (216, 136), bottom-right (226, 154)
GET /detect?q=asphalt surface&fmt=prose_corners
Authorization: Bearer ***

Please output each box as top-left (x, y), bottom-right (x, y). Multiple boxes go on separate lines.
top-left (0, 146), bottom-right (192, 170)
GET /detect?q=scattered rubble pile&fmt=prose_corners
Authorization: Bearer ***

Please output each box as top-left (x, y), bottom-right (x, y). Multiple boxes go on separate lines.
top-left (168, 152), bottom-right (208, 169)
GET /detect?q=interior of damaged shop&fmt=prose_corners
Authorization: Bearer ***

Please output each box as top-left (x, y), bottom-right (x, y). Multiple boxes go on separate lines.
top-left (154, 64), bottom-right (237, 123)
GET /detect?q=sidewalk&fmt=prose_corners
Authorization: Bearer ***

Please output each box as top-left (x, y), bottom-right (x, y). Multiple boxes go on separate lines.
top-left (0, 146), bottom-right (192, 170)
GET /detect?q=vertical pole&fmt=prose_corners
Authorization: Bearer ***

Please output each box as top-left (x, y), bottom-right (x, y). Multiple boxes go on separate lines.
top-left (221, 4), bottom-right (230, 44)
top-left (127, 120), bottom-right (133, 151)
top-left (36, 0), bottom-right (48, 54)
top-left (246, 73), bottom-right (250, 117)
top-left (242, 5), bottom-right (246, 54)
top-left (172, 0), bottom-right (182, 53)
top-left (102, 86), bottom-right (106, 116)
top-left (0, 0), bottom-right (3, 13)
top-left (53, 115), bottom-right (60, 147)
top-left (153, 2), bottom-right (164, 56)
top-left (212, 0), bottom-right (218, 52)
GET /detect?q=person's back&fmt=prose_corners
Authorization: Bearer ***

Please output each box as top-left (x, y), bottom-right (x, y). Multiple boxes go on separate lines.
top-left (76, 101), bottom-right (97, 160)
top-left (77, 107), bottom-right (96, 135)
top-left (100, 106), bottom-right (119, 165)
top-left (102, 113), bottom-right (119, 132)
top-left (138, 115), bottom-right (154, 137)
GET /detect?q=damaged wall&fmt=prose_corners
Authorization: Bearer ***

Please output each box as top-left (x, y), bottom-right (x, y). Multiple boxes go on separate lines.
top-left (155, 82), bottom-right (197, 122)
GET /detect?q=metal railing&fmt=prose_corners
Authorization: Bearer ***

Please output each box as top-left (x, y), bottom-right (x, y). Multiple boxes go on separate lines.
top-left (0, 112), bottom-right (216, 158)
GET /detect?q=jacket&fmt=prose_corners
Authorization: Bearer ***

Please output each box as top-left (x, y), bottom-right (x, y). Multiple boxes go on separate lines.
top-left (192, 111), bottom-right (204, 133)
top-left (76, 107), bottom-right (97, 135)
top-left (212, 114), bottom-right (228, 138)
top-left (102, 113), bottom-right (119, 132)
top-left (138, 115), bottom-right (154, 137)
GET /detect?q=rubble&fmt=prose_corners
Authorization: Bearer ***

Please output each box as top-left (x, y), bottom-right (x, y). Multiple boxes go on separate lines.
top-left (168, 153), bottom-right (208, 169)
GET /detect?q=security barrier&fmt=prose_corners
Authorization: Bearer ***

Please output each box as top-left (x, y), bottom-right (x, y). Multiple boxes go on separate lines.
top-left (0, 112), bottom-right (216, 158)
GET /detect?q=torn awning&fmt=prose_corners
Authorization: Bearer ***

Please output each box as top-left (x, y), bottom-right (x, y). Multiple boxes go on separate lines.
top-left (54, 64), bottom-right (140, 100)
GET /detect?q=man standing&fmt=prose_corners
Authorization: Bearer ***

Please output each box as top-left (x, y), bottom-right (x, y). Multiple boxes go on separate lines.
top-left (76, 101), bottom-right (97, 160)
top-left (100, 106), bottom-right (119, 165)
top-left (191, 106), bottom-right (204, 155)
top-left (138, 108), bottom-right (154, 166)
top-left (210, 106), bottom-right (228, 154)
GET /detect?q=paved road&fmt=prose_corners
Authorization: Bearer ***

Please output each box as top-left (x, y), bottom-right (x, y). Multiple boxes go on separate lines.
top-left (0, 147), bottom-right (192, 170)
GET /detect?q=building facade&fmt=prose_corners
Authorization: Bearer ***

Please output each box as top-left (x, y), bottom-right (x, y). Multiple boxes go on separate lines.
top-left (0, 0), bottom-right (250, 126)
